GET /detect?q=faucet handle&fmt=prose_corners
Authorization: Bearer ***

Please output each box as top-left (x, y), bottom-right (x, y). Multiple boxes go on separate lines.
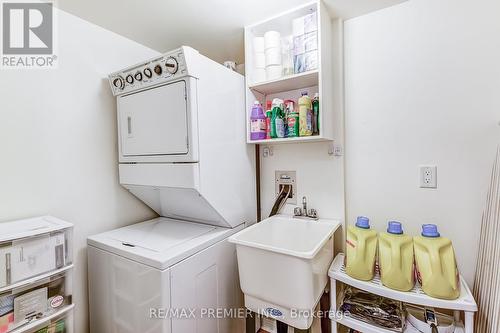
top-left (294, 207), bottom-right (303, 216)
top-left (308, 209), bottom-right (318, 219)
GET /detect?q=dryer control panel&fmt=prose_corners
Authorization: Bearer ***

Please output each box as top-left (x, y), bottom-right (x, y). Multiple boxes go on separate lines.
top-left (109, 48), bottom-right (189, 96)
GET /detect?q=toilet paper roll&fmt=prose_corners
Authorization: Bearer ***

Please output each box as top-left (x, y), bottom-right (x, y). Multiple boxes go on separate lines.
top-left (292, 17), bottom-right (305, 37)
top-left (293, 35), bottom-right (305, 55)
top-left (254, 53), bottom-right (266, 68)
top-left (266, 65), bottom-right (283, 80)
top-left (304, 12), bottom-right (317, 33)
top-left (253, 37), bottom-right (265, 53)
top-left (304, 31), bottom-right (318, 51)
top-left (253, 68), bottom-right (266, 83)
top-left (304, 50), bottom-right (318, 71)
top-left (264, 31), bottom-right (281, 49)
top-left (265, 47), bottom-right (282, 66)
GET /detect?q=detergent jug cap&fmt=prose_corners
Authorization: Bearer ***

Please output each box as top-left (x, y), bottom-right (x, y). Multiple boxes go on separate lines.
top-left (387, 221), bottom-right (403, 234)
top-left (314, 93), bottom-right (319, 98)
top-left (421, 224), bottom-right (440, 237)
top-left (355, 216), bottom-right (370, 229)
top-left (253, 100), bottom-right (260, 105)
top-left (301, 91), bottom-right (308, 96)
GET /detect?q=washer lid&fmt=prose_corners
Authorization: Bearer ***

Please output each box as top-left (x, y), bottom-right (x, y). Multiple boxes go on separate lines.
top-left (87, 217), bottom-right (238, 270)
top-left (107, 218), bottom-right (215, 253)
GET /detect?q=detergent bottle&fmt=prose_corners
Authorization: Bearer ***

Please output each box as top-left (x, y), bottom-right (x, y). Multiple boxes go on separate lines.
top-left (414, 224), bottom-right (460, 300)
top-left (298, 92), bottom-right (312, 136)
top-left (378, 221), bottom-right (415, 291)
top-left (312, 93), bottom-right (319, 135)
top-left (345, 216), bottom-right (378, 281)
top-left (249, 101), bottom-right (266, 140)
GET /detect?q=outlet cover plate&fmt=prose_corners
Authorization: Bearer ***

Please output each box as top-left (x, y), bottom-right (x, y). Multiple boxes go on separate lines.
top-left (419, 165), bottom-right (437, 188)
top-left (275, 170), bottom-right (296, 204)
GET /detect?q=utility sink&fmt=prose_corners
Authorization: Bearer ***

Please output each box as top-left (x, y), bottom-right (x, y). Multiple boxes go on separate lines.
top-left (229, 214), bottom-right (341, 329)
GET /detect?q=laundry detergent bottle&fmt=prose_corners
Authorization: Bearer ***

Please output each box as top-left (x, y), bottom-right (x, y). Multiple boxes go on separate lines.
top-left (378, 221), bottom-right (415, 291)
top-left (345, 216), bottom-right (378, 281)
top-left (414, 224), bottom-right (460, 300)
top-left (250, 101), bottom-right (266, 140)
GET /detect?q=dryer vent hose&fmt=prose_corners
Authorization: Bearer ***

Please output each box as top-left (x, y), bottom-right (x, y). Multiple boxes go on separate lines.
top-left (269, 184), bottom-right (292, 217)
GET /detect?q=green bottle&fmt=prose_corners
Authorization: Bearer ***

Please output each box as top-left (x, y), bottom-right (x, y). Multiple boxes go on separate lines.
top-left (312, 93), bottom-right (320, 135)
top-left (270, 99), bottom-right (285, 138)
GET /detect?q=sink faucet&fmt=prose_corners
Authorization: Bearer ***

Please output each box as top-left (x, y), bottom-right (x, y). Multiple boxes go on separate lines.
top-left (293, 196), bottom-right (318, 220)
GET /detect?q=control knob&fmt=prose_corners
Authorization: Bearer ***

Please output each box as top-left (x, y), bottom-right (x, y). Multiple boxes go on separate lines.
top-left (143, 68), bottom-right (152, 78)
top-left (134, 72), bottom-right (143, 81)
top-left (125, 75), bottom-right (134, 84)
top-left (154, 64), bottom-right (162, 75)
top-left (112, 76), bottom-right (125, 90)
top-left (165, 56), bottom-right (178, 74)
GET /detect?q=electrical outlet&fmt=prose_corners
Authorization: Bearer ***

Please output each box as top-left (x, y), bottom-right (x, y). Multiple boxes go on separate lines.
top-left (419, 165), bottom-right (437, 188)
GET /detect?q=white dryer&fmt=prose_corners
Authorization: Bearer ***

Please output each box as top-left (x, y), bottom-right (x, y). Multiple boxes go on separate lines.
top-left (88, 46), bottom-right (255, 333)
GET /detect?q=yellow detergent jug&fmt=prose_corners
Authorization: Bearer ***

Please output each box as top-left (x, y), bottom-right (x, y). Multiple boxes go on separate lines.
top-left (414, 224), bottom-right (460, 300)
top-left (345, 216), bottom-right (378, 281)
top-left (378, 221), bottom-right (415, 291)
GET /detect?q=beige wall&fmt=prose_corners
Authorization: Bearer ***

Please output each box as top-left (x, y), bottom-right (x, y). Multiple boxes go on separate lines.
top-left (0, 9), bottom-right (159, 332)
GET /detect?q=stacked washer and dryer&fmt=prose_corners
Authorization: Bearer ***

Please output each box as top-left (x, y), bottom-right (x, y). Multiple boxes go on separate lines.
top-left (87, 46), bottom-right (256, 333)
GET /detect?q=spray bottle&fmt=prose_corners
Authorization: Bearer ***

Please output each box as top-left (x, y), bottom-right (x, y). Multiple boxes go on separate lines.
top-left (265, 100), bottom-right (272, 139)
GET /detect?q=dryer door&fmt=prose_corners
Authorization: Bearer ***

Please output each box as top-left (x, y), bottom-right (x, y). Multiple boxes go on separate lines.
top-left (118, 80), bottom-right (189, 158)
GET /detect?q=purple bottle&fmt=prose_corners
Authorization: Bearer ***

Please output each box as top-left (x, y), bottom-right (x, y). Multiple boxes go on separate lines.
top-left (250, 101), bottom-right (266, 140)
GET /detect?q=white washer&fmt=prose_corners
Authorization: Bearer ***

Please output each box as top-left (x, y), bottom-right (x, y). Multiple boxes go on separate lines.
top-left (88, 47), bottom-right (255, 333)
top-left (88, 217), bottom-right (243, 333)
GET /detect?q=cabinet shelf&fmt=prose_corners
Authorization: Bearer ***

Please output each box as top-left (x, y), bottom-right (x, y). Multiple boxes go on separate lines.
top-left (328, 253), bottom-right (477, 312)
top-left (333, 315), bottom-right (465, 333)
top-left (329, 253), bottom-right (476, 333)
top-left (244, 1), bottom-right (339, 145)
top-left (247, 135), bottom-right (331, 145)
top-left (10, 304), bottom-right (74, 333)
top-left (248, 70), bottom-right (318, 95)
top-left (0, 265), bottom-right (74, 294)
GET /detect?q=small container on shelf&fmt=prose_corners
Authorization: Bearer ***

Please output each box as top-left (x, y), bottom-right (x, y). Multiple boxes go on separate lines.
top-left (0, 216), bottom-right (74, 333)
top-left (0, 218), bottom-right (73, 289)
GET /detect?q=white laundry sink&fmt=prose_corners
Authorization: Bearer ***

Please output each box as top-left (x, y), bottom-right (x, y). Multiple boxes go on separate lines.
top-left (229, 214), bottom-right (341, 329)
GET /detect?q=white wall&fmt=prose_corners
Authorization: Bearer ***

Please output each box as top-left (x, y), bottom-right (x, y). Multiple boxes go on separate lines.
top-left (344, 0), bottom-right (500, 285)
top-left (0, 9), bottom-right (159, 333)
top-left (260, 141), bottom-right (344, 221)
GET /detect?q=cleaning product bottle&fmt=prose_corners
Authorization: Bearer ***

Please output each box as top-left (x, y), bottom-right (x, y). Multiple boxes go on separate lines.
top-left (414, 224), bottom-right (460, 300)
top-left (345, 216), bottom-right (378, 281)
top-left (378, 221), bottom-right (415, 291)
top-left (284, 100), bottom-right (298, 138)
top-left (312, 93), bottom-right (319, 135)
top-left (271, 98), bottom-right (285, 138)
top-left (298, 92), bottom-right (312, 136)
top-left (265, 100), bottom-right (272, 139)
top-left (250, 101), bottom-right (266, 140)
